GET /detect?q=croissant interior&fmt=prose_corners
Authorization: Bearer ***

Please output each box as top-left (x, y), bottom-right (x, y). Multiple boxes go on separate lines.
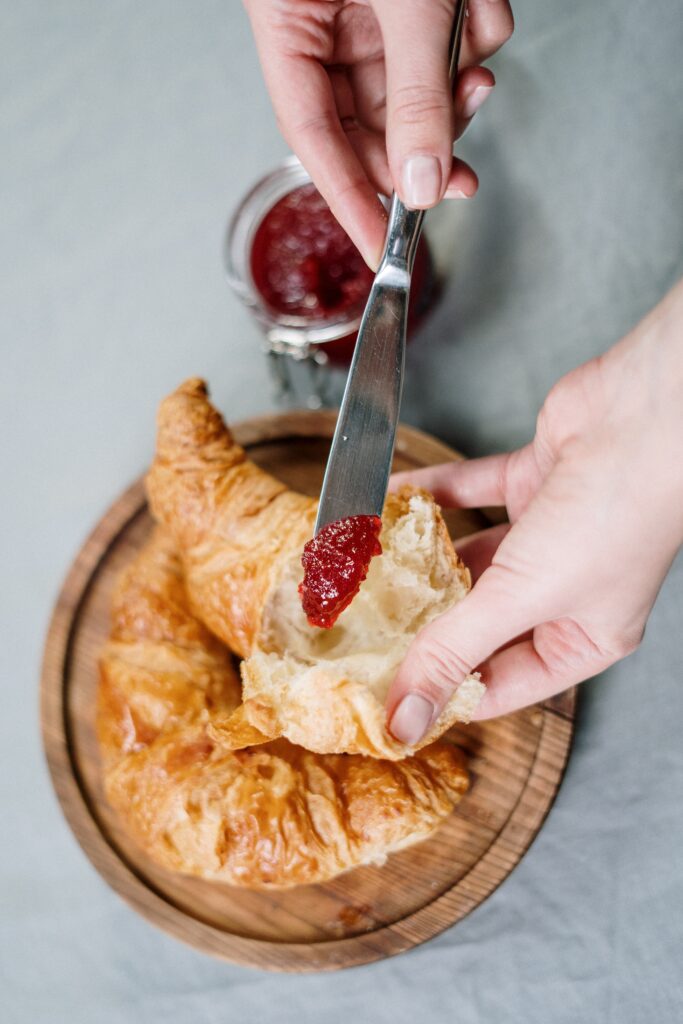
top-left (237, 488), bottom-right (485, 758)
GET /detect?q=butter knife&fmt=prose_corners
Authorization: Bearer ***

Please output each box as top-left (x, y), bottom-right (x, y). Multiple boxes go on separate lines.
top-left (315, 0), bottom-right (467, 533)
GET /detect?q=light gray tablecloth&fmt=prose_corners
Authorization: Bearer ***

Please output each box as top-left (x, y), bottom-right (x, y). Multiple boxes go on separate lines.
top-left (2, 2), bottom-right (682, 1021)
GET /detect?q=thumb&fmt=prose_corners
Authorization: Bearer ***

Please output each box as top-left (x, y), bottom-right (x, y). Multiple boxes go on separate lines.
top-left (387, 564), bottom-right (546, 745)
top-left (374, 0), bottom-right (461, 209)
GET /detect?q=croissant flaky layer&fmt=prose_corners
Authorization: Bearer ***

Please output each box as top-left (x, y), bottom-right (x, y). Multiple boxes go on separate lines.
top-left (146, 379), bottom-right (485, 758)
top-left (106, 728), bottom-right (469, 888)
top-left (146, 378), bottom-right (316, 660)
top-left (96, 529), bottom-right (241, 772)
top-left (97, 529), bottom-right (470, 888)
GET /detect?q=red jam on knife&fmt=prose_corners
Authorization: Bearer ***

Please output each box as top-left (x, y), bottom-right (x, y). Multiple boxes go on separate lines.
top-left (250, 184), bottom-right (374, 321)
top-left (299, 515), bottom-right (383, 629)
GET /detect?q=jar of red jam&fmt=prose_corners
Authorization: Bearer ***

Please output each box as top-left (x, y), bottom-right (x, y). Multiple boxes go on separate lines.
top-left (225, 157), bottom-right (436, 407)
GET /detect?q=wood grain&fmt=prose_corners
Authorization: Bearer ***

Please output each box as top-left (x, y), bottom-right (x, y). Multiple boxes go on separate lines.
top-left (40, 410), bottom-right (576, 972)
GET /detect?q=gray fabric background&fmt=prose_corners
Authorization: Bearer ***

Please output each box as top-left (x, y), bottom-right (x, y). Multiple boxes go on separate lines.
top-left (2, 1), bottom-right (682, 1021)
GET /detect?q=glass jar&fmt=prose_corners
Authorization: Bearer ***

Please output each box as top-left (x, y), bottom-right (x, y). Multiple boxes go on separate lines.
top-left (224, 156), bottom-right (436, 408)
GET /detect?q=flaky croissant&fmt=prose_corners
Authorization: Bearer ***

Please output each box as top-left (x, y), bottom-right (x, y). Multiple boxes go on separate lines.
top-left (146, 379), bottom-right (485, 759)
top-left (97, 531), bottom-right (470, 888)
top-left (97, 528), bottom-right (241, 771)
top-left (146, 378), bottom-right (316, 659)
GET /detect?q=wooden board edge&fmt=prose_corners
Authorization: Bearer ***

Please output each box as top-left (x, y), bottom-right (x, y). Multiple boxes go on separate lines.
top-left (39, 414), bottom-right (576, 972)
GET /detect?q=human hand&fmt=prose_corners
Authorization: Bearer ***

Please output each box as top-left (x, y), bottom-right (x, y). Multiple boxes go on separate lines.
top-left (243, 0), bottom-right (514, 268)
top-left (387, 280), bottom-right (683, 742)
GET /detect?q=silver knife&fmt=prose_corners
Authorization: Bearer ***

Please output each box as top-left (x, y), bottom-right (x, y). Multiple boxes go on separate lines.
top-left (315, 0), bottom-right (467, 534)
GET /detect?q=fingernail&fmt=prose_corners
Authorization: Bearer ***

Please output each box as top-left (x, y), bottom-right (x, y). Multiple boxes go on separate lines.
top-left (462, 85), bottom-right (494, 120)
top-left (389, 693), bottom-right (436, 746)
top-left (444, 187), bottom-right (469, 199)
top-left (366, 245), bottom-right (382, 273)
top-left (401, 155), bottom-right (442, 209)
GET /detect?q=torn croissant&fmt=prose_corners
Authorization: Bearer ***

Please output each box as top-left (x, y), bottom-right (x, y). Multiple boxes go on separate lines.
top-left (146, 379), bottom-right (485, 759)
top-left (97, 530), bottom-right (470, 888)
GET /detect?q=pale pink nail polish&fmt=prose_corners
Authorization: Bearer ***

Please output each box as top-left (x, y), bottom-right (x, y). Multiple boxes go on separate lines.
top-left (401, 155), bottom-right (442, 209)
top-left (462, 84), bottom-right (494, 120)
top-left (389, 693), bottom-right (436, 745)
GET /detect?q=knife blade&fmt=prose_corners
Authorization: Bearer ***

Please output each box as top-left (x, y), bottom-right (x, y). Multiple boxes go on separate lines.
top-left (315, 205), bottom-right (421, 531)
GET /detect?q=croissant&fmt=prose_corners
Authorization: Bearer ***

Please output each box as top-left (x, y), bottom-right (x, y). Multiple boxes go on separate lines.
top-left (96, 528), bottom-right (241, 771)
top-left (98, 531), bottom-right (470, 888)
top-left (146, 379), bottom-right (485, 759)
top-left (146, 378), bottom-right (316, 659)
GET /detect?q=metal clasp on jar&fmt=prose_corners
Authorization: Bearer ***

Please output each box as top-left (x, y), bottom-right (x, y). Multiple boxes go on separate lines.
top-left (265, 329), bottom-right (330, 410)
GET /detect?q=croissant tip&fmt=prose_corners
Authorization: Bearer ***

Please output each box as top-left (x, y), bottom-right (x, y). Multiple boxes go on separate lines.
top-left (177, 378), bottom-right (209, 399)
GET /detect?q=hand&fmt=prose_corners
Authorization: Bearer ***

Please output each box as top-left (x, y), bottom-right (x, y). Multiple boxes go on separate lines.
top-left (243, 0), bottom-right (514, 268)
top-left (387, 280), bottom-right (683, 742)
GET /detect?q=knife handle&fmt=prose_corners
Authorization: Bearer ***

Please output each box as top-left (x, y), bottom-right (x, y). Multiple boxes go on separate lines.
top-left (381, 198), bottom-right (425, 276)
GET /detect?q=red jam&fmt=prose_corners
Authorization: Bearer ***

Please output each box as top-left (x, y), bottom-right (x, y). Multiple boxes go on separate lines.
top-left (250, 184), bottom-right (435, 364)
top-left (251, 184), bottom-right (373, 321)
top-left (299, 515), bottom-right (383, 629)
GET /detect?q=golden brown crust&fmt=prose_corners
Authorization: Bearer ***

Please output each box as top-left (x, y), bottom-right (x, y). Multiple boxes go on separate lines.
top-left (105, 727), bottom-right (468, 888)
top-left (97, 530), bottom-right (470, 888)
top-left (146, 378), bottom-right (316, 658)
top-left (231, 656), bottom-right (484, 760)
top-left (206, 701), bottom-right (273, 749)
top-left (96, 528), bottom-right (241, 771)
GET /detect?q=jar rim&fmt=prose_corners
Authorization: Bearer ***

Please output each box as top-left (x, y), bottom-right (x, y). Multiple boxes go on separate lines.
top-left (224, 156), bottom-right (365, 348)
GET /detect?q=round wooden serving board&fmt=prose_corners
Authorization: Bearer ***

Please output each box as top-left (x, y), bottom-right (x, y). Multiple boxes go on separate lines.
top-left (41, 410), bottom-right (576, 972)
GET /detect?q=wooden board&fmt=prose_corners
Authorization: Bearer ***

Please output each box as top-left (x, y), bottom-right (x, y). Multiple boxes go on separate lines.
top-left (40, 410), bottom-right (576, 972)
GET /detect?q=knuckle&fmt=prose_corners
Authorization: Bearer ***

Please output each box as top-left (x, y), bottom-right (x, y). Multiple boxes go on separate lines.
top-left (481, 559), bottom-right (524, 601)
top-left (391, 84), bottom-right (452, 128)
top-left (535, 374), bottom-right (580, 451)
top-left (412, 632), bottom-right (473, 705)
top-left (536, 358), bottom-right (607, 449)
top-left (283, 111), bottom-right (335, 147)
top-left (605, 630), bottom-right (643, 661)
top-left (535, 619), bottom-right (594, 675)
top-left (536, 618), bottom-right (642, 676)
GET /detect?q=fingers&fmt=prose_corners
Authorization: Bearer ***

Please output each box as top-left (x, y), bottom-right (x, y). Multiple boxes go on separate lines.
top-left (348, 65), bottom-right (489, 198)
top-left (245, 0), bottom-right (509, 268)
top-left (391, 452), bottom-right (513, 508)
top-left (472, 641), bottom-right (572, 720)
top-left (350, 62), bottom-right (495, 144)
top-left (329, 68), bottom-right (392, 195)
top-left (473, 617), bottom-right (613, 720)
top-left (251, 41), bottom-right (387, 269)
top-left (343, 124), bottom-right (393, 197)
top-left (460, 0), bottom-right (515, 67)
top-left (348, 148), bottom-right (478, 201)
top-left (386, 559), bottom-right (551, 744)
top-left (455, 523), bottom-right (511, 581)
top-left (373, 0), bottom-right (511, 209)
top-left (348, 55), bottom-right (387, 134)
top-left (373, 0), bottom-right (458, 209)
top-left (444, 156), bottom-right (479, 198)
top-left (452, 66), bottom-right (495, 142)
top-left (390, 446), bottom-right (543, 520)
